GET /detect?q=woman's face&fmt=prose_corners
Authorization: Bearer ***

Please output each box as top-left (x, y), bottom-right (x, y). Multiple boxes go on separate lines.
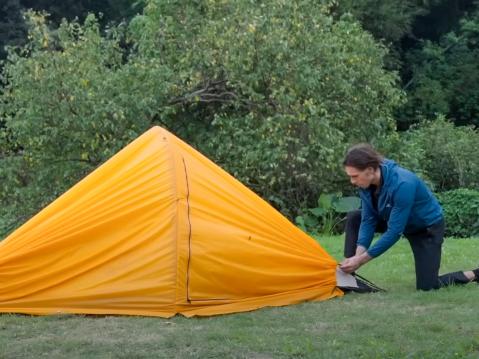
top-left (344, 166), bottom-right (375, 189)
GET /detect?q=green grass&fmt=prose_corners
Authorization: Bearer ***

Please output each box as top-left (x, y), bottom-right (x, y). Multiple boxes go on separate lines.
top-left (1, 236), bottom-right (478, 358)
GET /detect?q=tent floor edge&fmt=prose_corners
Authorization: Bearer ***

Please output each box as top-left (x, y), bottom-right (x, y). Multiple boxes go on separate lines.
top-left (179, 285), bottom-right (343, 317)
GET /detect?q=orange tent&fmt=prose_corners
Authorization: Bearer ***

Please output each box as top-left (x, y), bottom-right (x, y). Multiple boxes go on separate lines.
top-left (0, 126), bottom-right (343, 317)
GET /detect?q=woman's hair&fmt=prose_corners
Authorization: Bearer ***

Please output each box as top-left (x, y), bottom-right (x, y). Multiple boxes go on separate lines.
top-left (343, 143), bottom-right (384, 170)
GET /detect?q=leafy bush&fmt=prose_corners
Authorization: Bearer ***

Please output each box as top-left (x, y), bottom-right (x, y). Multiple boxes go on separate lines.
top-left (296, 193), bottom-right (360, 235)
top-left (437, 189), bottom-right (479, 238)
top-left (396, 116), bottom-right (479, 191)
top-left (0, 12), bottom-right (172, 237)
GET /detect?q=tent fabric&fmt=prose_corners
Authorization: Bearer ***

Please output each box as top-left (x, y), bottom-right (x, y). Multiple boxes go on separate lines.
top-left (0, 126), bottom-right (343, 317)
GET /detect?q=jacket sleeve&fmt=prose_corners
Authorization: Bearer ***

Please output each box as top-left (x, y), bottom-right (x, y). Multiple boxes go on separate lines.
top-left (367, 181), bottom-right (415, 258)
top-left (357, 198), bottom-right (377, 250)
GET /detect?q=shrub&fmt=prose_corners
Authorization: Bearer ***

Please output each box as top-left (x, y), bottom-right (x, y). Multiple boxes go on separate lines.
top-left (295, 193), bottom-right (360, 236)
top-left (0, 13), bottom-right (172, 238)
top-left (396, 116), bottom-right (479, 191)
top-left (437, 189), bottom-right (479, 238)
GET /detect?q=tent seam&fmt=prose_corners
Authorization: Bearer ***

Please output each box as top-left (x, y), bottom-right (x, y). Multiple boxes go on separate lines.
top-left (182, 157), bottom-right (193, 303)
top-left (166, 130), bottom-right (182, 307)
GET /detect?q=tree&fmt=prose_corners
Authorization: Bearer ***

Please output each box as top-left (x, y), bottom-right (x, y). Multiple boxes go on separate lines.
top-left (129, 0), bottom-right (404, 215)
top-left (334, 0), bottom-right (427, 44)
top-left (19, 0), bottom-right (145, 26)
top-left (0, 12), bottom-right (169, 236)
top-left (399, 6), bottom-right (479, 128)
top-left (0, 0), bottom-right (144, 61)
top-left (0, 1), bottom-right (404, 237)
top-left (0, 0), bottom-right (27, 60)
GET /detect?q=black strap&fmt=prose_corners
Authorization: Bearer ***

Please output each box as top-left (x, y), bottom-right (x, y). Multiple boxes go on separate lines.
top-left (353, 273), bottom-right (386, 292)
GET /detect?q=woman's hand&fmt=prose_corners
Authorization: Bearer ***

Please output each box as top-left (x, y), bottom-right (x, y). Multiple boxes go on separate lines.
top-left (340, 252), bottom-right (373, 273)
top-left (340, 256), bottom-right (362, 273)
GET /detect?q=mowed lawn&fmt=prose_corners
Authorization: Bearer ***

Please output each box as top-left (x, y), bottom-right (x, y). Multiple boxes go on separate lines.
top-left (1, 235), bottom-right (478, 359)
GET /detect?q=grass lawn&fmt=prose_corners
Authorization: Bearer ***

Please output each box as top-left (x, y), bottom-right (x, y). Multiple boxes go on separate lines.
top-left (1, 235), bottom-right (478, 358)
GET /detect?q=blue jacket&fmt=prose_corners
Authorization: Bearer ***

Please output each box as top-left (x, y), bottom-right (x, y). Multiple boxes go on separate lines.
top-left (358, 159), bottom-right (443, 258)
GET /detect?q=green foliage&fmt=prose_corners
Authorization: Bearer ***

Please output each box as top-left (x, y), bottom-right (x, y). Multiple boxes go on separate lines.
top-left (437, 188), bottom-right (479, 237)
top-left (0, 12), bottom-right (172, 237)
top-left (316, 1), bottom-right (479, 129)
top-left (0, 0), bottom-right (27, 60)
top-left (0, 1), bottom-right (144, 61)
top-left (332, 0), bottom-right (445, 71)
top-left (296, 193), bottom-right (360, 235)
top-left (0, 1), bottom-right (403, 235)
top-left (128, 0), bottom-right (403, 216)
top-left (397, 116), bottom-right (479, 191)
top-left (334, 0), bottom-right (427, 44)
top-left (400, 6), bottom-right (479, 127)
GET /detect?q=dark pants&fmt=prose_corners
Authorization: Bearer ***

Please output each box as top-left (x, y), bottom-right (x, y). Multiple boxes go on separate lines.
top-left (344, 210), bottom-right (470, 290)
